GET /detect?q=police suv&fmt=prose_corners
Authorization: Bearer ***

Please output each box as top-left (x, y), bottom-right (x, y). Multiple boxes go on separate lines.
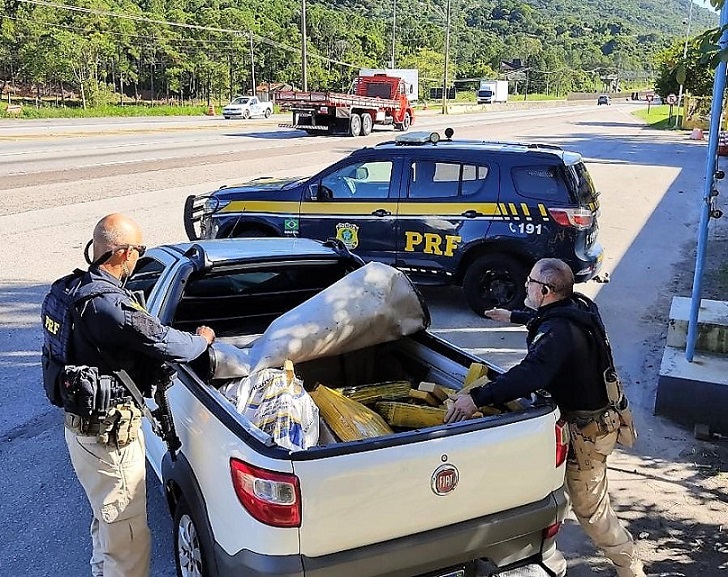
top-left (184, 130), bottom-right (603, 314)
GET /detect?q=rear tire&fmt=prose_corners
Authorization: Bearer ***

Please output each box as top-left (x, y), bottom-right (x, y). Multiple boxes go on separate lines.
top-left (173, 498), bottom-right (209, 577)
top-left (361, 113), bottom-right (373, 136)
top-left (349, 114), bottom-right (362, 137)
top-left (264, 108), bottom-right (272, 118)
top-left (462, 253), bottom-right (528, 314)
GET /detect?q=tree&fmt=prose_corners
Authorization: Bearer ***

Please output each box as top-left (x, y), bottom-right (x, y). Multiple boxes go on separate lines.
top-left (654, 38), bottom-right (714, 97)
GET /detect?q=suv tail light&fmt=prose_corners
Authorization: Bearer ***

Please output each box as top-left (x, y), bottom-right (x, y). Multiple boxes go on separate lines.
top-left (555, 420), bottom-right (569, 468)
top-left (548, 207), bottom-right (594, 230)
top-left (230, 459), bottom-right (301, 527)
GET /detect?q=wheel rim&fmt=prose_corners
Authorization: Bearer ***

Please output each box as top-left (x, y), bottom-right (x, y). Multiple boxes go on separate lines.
top-left (177, 513), bottom-right (203, 577)
top-left (265, 108), bottom-right (271, 118)
top-left (362, 114), bottom-right (372, 133)
top-left (403, 113), bottom-right (410, 130)
top-left (243, 110), bottom-right (250, 119)
top-left (477, 270), bottom-right (518, 308)
top-left (351, 115), bottom-right (361, 136)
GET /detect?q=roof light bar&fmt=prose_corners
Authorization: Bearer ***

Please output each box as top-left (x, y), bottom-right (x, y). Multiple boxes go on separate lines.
top-left (395, 131), bottom-right (441, 146)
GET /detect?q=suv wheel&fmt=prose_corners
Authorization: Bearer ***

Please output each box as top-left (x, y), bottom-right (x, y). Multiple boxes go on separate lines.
top-left (463, 253), bottom-right (527, 314)
top-left (174, 498), bottom-right (208, 577)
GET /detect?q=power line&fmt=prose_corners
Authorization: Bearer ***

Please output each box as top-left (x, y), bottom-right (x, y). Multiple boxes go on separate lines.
top-left (6, 14), bottom-right (271, 47)
top-left (15, 0), bottom-right (365, 69)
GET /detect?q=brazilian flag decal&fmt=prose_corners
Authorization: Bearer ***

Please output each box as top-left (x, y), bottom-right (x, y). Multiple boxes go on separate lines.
top-left (284, 219), bottom-right (299, 233)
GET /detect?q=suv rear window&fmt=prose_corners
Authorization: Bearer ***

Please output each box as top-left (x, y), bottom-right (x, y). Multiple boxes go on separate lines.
top-left (511, 165), bottom-right (569, 201)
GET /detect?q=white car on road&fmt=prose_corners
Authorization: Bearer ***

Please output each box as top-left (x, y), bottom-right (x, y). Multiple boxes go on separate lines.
top-left (223, 96), bottom-right (273, 119)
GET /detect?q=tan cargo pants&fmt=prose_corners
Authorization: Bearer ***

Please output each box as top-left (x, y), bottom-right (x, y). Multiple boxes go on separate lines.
top-left (65, 426), bottom-right (151, 577)
top-left (566, 429), bottom-right (644, 577)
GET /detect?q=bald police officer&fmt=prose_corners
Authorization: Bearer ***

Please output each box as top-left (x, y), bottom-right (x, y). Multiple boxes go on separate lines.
top-left (64, 213), bottom-right (215, 577)
top-left (445, 258), bottom-right (644, 577)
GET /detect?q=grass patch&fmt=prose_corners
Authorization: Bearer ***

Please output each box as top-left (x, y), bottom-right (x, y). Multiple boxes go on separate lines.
top-left (632, 104), bottom-right (683, 129)
top-left (0, 102), bottom-right (216, 119)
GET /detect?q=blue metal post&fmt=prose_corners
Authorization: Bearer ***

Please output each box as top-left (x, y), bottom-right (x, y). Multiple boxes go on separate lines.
top-left (686, 3), bottom-right (728, 361)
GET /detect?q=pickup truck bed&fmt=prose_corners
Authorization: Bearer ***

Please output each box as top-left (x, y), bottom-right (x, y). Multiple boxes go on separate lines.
top-left (134, 239), bottom-right (568, 577)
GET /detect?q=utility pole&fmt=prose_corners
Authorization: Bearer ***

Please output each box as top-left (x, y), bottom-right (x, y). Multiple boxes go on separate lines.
top-left (301, 0), bottom-right (308, 91)
top-left (391, 0), bottom-right (396, 68)
top-left (441, 0), bottom-right (451, 114)
top-left (249, 33), bottom-right (256, 98)
top-left (674, 0), bottom-right (694, 129)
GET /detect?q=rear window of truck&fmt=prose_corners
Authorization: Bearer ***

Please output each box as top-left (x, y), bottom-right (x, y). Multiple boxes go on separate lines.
top-left (173, 260), bottom-right (353, 335)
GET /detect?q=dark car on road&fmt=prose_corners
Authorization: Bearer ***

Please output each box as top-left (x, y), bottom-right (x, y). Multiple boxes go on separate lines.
top-left (184, 130), bottom-right (603, 314)
top-left (597, 95), bottom-right (611, 105)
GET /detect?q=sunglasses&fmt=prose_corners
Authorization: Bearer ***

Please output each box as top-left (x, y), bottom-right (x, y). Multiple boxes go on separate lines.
top-left (116, 244), bottom-right (147, 257)
top-left (527, 276), bottom-right (551, 288)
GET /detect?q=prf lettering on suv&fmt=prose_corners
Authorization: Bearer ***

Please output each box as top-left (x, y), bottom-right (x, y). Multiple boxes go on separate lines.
top-left (183, 129), bottom-right (604, 315)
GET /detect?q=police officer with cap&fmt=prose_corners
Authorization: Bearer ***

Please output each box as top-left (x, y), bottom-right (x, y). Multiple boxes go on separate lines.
top-left (64, 213), bottom-right (215, 577)
top-left (445, 258), bottom-right (645, 577)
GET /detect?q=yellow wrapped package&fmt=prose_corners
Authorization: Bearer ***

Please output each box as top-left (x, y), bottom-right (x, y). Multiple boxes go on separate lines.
top-left (375, 401), bottom-right (447, 429)
top-left (310, 385), bottom-right (394, 442)
top-left (337, 381), bottom-right (411, 404)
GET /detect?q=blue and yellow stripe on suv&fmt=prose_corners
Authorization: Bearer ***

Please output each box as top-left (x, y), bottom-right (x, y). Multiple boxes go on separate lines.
top-left (220, 201), bottom-right (552, 222)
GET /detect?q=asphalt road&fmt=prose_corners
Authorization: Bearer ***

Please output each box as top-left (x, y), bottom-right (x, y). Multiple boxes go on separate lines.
top-left (0, 101), bottom-right (720, 576)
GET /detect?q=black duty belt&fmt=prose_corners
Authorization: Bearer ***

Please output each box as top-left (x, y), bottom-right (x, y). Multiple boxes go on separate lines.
top-left (64, 412), bottom-right (103, 435)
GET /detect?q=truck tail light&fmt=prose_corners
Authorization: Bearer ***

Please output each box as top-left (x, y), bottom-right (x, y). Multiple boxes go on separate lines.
top-left (230, 459), bottom-right (301, 528)
top-left (555, 420), bottom-right (569, 468)
top-left (548, 207), bottom-right (594, 230)
top-left (543, 521), bottom-right (562, 540)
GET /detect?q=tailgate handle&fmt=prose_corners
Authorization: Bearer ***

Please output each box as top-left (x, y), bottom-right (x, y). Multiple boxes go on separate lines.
top-left (461, 210), bottom-right (483, 218)
top-left (371, 208), bottom-right (392, 217)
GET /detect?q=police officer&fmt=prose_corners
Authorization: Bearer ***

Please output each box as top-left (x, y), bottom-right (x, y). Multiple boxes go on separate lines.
top-left (64, 213), bottom-right (215, 577)
top-left (445, 258), bottom-right (645, 577)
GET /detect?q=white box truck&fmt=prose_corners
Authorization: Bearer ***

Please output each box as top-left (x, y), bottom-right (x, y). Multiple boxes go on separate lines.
top-left (360, 68), bottom-right (419, 102)
top-left (477, 80), bottom-right (508, 104)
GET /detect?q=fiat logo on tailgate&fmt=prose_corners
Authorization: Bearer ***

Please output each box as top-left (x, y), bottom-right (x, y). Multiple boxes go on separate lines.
top-left (431, 464), bottom-right (459, 495)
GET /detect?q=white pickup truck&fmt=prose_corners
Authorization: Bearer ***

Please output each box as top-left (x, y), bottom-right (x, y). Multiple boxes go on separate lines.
top-left (222, 96), bottom-right (273, 119)
top-left (131, 237), bottom-right (568, 577)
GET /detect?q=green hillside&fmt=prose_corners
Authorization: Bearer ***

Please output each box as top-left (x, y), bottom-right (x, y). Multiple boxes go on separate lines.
top-left (0, 0), bottom-right (718, 108)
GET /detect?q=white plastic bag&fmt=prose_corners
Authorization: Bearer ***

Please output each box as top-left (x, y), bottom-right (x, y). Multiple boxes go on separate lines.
top-left (225, 362), bottom-right (319, 451)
